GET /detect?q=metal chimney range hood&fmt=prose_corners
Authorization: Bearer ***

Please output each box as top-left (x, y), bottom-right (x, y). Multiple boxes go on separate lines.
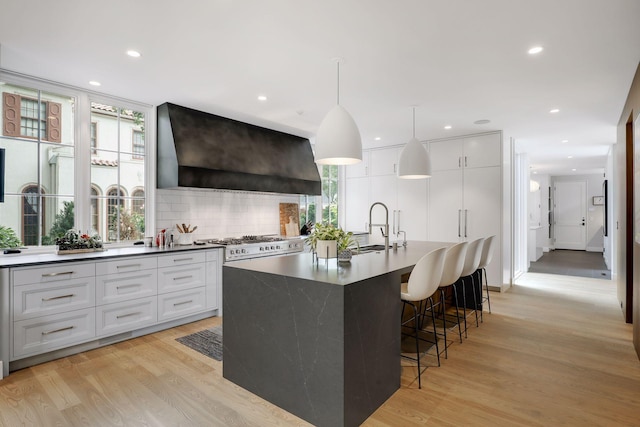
top-left (157, 102), bottom-right (321, 195)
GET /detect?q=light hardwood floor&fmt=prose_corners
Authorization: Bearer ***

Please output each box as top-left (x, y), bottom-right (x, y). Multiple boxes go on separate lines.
top-left (1, 273), bottom-right (639, 426)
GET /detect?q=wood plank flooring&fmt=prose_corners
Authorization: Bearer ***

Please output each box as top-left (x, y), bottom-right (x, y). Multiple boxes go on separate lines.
top-left (1, 273), bottom-right (639, 426)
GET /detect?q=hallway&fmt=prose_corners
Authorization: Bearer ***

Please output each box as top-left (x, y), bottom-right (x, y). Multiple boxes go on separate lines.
top-left (528, 249), bottom-right (611, 279)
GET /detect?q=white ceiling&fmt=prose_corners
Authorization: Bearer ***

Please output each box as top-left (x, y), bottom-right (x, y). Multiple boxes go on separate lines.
top-left (1, 0), bottom-right (639, 176)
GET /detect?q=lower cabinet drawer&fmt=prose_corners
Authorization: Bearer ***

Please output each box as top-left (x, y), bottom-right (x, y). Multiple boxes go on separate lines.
top-left (13, 277), bottom-right (96, 321)
top-left (158, 287), bottom-right (206, 322)
top-left (13, 308), bottom-right (95, 359)
top-left (157, 263), bottom-right (205, 294)
top-left (96, 270), bottom-right (158, 305)
top-left (96, 297), bottom-right (157, 337)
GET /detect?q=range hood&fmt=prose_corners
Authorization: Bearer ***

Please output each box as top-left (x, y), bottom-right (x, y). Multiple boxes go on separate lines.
top-left (157, 102), bottom-right (321, 195)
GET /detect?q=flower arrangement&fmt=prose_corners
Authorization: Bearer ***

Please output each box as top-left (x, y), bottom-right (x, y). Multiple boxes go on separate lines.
top-left (56, 229), bottom-right (103, 253)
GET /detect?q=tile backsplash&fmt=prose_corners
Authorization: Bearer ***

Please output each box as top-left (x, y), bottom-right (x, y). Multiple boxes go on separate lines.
top-left (156, 188), bottom-right (299, 239)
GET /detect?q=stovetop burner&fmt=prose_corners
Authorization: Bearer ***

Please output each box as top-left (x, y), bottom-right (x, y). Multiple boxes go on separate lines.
top-left (206, 235), bottom-right (286, 246)
top-left (203, 235), bottom-right (305, 261)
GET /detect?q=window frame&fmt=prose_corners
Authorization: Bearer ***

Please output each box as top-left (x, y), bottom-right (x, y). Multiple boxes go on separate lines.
top-left (0, 69), bottom-right (156, 250)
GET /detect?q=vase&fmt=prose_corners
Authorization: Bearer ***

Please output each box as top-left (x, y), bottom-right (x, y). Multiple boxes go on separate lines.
top-left (316, 240), bottom-right (337, 259)
top-left (338, 249), bottom-right (352, 263)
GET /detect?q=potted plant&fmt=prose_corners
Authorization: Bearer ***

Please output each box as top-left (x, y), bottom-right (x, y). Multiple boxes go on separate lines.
top-left (55, 229), bottom-right (104, 254)
top-left (306, 222), bottom-right (357, 261)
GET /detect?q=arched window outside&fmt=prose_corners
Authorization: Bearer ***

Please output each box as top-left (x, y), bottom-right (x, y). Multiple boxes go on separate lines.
top-left (132, 189), bottom-right (145, 216)
top-left (91, 187), bottom-right (100, 235)
top-left (22, 186), bottom-right (44, 245)
top-left (107, 187), bottom-right (124, 241)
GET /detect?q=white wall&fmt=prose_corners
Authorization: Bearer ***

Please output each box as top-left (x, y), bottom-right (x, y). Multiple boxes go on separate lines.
top-left (551, 174), bottom-right (605, 252)
top-left (155, 188), bottom-right (298, 240)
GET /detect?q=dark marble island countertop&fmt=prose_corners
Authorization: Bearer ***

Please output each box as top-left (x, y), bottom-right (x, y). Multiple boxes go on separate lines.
top-left (222, 240), bottom-right (454, 427)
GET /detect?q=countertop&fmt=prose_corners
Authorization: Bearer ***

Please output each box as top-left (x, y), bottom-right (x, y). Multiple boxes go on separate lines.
top-left (224, 240), bottom-right (454, 286)
top-left (0, 243), bottom-right (224, 268)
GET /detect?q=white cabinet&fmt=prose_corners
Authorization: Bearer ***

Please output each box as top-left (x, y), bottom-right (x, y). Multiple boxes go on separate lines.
top-left (344, 146), bottom-right (428, 240)
top-left (430, 133), bottom-right (501, 172)
top-left (345, 151), bottom-right (369, 178)
top-left (5, 248), bottom-right (223, 373)
top-left (428, 132), bottom-right (502, 287)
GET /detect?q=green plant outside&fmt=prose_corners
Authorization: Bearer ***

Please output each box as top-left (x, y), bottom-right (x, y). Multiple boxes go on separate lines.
top-left (0, 225), bottom-right (22, 248)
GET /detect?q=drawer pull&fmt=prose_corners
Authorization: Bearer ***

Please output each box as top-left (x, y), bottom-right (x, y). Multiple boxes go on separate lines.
top-left (116, 284), bottom-right (140, 290)
top-left (117, 263), bottom-right (141, 269)
top-left (173, 275), bottom-right (193, 281)
top-left (42, 294), bottom-right (75, 301)
top-left (41, 271), bottom-right (74, 277)
top-left (173, 257), bottom-right (193, 263)
top-left (116, 312), bottom-right (141, 319)
top-left (174, 300), bottom-right (193, 307)
top-left (42, 326), bottom-right (74, 335)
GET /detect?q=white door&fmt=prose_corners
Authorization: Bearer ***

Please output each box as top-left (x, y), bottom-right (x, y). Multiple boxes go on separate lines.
top-left (554, 181), bottom-right (587, 250)
top-left (428, 169), bottom-right (464, 242)
top-left (344, 177), bottom-right (370, 232)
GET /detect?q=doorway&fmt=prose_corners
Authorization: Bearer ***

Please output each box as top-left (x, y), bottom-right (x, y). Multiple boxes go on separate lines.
top-left (553, 180), bottom-right (587, 250)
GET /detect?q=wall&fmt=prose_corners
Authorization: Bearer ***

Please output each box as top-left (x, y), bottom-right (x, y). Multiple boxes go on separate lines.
top-left (615, 62), bottom-right (640, 355)
top-left (155, 188), bottom-right (298, 240)
top-left (551, 174), bottom-right (605, 252)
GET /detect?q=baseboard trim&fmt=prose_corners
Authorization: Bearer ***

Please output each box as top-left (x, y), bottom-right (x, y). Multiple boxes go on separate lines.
top-left (586, 246), bottom-right (604, 252)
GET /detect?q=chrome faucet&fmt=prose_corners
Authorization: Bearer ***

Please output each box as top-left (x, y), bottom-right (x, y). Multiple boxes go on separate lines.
top-left (397, 230), bottom-right (407, 247)
top-left (369, 202), bottom-right (389, 253)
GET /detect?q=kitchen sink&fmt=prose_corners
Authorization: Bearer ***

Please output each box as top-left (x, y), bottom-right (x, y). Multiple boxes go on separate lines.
top-left (353, 244), bottom-right (390, 254)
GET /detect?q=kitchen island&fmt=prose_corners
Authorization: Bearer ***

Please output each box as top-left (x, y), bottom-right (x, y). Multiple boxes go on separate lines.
top-left (222, 241), bottom-right (453, 427)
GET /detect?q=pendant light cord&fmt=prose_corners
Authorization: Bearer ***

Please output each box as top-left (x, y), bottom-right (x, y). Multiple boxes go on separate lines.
top-left (412, 107), bottom-right (416, 138)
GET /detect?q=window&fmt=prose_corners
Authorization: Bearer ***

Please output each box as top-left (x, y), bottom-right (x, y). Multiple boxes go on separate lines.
top-left (107, 187), bottom-right (125, 241)
top-left (90, 102), bottom-right (146, 242)
top-left (3, 92), bottom-right (62, 142)
top-left (132, 130), bottom-right (144, 159)
top-left (321, 165), bottom-right (338, 227)
top-left (0, 74), bottom-right (150, 248)
top-left (90, 187), bottom-right (100, 234)
top-left (90, 122), bottom-right (97, 155)
top-left (22, 186), bottom-right (43, 245)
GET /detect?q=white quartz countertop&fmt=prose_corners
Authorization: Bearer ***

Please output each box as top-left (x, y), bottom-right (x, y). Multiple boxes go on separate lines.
top-left (0, 243), bottom-right (224, 268)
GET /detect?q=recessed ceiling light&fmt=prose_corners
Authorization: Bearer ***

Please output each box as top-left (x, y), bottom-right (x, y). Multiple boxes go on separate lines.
top-left (528, 46), bottom-right (544, 55)
top-left (549, 108), bottom-right (560, 114)
top-left (572, 168), bottom-right (577, 172)
top-left (374, 137), bottom-right (381, 141)
top-left (126, 50), bottom-right (141, 58)
top-left (568, 155), bottom-right (573, 159)
top-left (257, 95), bottom-right (267, 101)
top-left (533, 171), bottom-right (538, 174)
top-left (474, 119), bottom-right (491, 125)
top-left (89, 81), bottom-right (101, 87)
top-left (444, 125), bottom-right (452, 130)
top-left (561, 139), bottom-right (569, 143)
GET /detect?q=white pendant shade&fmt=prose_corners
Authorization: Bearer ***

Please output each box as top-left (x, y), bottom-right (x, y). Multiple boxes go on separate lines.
top-left (314, 104), bottom-right (362, 165)
top-left (398, 137), bottom-right (431, 179)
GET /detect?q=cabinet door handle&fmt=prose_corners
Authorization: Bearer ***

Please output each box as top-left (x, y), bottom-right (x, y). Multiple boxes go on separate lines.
top-left (41, 294), bottom-right (75, 301)
top-left (365, 166), bottom-right (368, 176)
top-left (117, 312), bottom-right (141, 319)
top-left (117, 263), bottom-right (141, 269)
top-left (397, 210), bottom-right (401, 233)
top-left (117, 284), bottom-right (140, 290)
top-left (464, 209), bottom-right (468, 238)
top-left (458, 210), bottom-right (462, 237)
top-left (173, 258), bottom-right (193, 263)
top-left (392, 210), bottom-right (397, 235)
top-left (42, 271), bottom-right (74, 277)
top-left (174, 300), bottom-right (193, 307)
top-left (458, 157), bottom-right (462, 168)
top-left (465, 156), bottom-right (468, 167)
top-left (42, 326), bottom-right (74, 335)
top-left (173, 275), bottom-right (193, 281)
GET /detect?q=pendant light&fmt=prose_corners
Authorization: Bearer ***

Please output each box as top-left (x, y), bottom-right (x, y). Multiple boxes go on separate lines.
top-left (314, 59), bottom-right (362, 165)
top-left (398, 107), bottom-right (431, 179)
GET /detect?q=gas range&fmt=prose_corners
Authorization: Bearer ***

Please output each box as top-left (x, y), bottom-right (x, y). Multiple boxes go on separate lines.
top-left (201, 235), bottom-right (305, 262)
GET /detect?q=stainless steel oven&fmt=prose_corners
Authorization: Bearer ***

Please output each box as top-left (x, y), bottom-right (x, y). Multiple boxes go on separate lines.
top-left (199, 235), bottom-right (305, 262)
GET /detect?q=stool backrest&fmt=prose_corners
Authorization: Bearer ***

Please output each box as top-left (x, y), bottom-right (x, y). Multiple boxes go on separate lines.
top-left (407, 247), bottom-right (447, 301)
top-left (478, 235), bottom-right (497, 269)
top-left (460, 237), bottom-right (485, 277)
top-left (439, 241), bottom-right (468, 288)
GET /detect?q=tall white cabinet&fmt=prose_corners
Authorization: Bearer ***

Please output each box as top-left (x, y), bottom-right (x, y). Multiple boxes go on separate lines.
top-left (427, 133), bottom-right (502, 286)
top-left (344, 146), bottom-right (428, 243)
